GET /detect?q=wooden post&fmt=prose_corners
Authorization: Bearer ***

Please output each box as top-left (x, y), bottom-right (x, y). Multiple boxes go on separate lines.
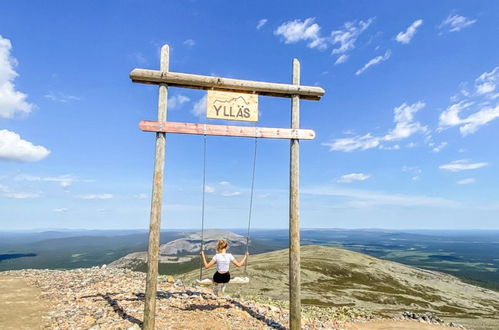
top-left (143, 45), bottom-right (169, 330)
top-left (289, 58), bottom-right (301, 330)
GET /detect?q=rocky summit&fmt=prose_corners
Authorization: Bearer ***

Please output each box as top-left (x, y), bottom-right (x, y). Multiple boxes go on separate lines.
top-left (109, 229), bottom-right (247, 269)
top-left (0, 267), bottom-right (465, 330)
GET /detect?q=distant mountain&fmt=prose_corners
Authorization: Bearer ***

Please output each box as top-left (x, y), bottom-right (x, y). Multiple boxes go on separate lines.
top-left (109, 229), bottom-right (248, 269)
top-left (179, 245), bottom-right (499, 330)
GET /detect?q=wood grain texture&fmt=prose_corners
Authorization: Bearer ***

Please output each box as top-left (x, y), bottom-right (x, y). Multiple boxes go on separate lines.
top-left (143, 44), bottom-right (169, 330)
top-left (139, 121), bottom-right (316, 140)
top-left (130, 69), bottom-right (325, 100)
top-left (289, 58), bottom-right (302, 330)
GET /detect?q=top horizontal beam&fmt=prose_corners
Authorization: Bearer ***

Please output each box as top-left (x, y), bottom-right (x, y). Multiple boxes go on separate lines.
top-left (129, 69), bottom-right (325, 101)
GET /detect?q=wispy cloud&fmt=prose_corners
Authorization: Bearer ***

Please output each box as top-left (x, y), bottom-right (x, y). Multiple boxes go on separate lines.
top-left (331, 18), bottom-right (375, 62)
top-left (355, 50), bottom-right (391, 75)
top-left (0, 129), bottom-right (50, 162)
top-left (334, 54), bottom-right (348, 65)
top-left (303, 185), bottom-right (457, 208)
top-left (135, 193), bottom-right (148, 200)
top-left (457, 178), bottom-right (475, 185)
top-left (439, 67), bottom-right (499, 135)
top-left (14, 173), bottom-right (91, 188)
top-left (44, 91), bottom-right (81, 103)
top-left (439, 159), bottom-right (488, 172)
top-left (430, 141), bottom-right (448, 153)
top-left (274, 18), bottom-right (327, 50)
top-left (439, 14), bottom-right (476, 33)
top-left (395, 19), bottom-right (423, 44)
top-left (337, 173), bottom-right (370, 183)
top-left (191, 95), bottom-right (206, 119)
top-left (323, 102), bottom-right (426, 152)
top-left (0, 35), bottom-right (33, 118)
top-left (204, 181), bottom-right (241, 197)
top-left (74, 194), bottom-right (113, 200)
top-left (256, 19), bottom-right (268, 30)
top-left (168, 94), bottom-right (190, 110)
top-left (53, 208), bottom-right (68, 212)
top-left (402, 166), bottom-right (422, 181)
top-left (183, 39), bottom-right (195, 47)
top-left (3, 192), bottom-right (40, 199)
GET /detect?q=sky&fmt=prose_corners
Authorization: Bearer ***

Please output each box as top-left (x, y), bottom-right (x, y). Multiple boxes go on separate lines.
top-left (1, 0), bottom-right (498, 230)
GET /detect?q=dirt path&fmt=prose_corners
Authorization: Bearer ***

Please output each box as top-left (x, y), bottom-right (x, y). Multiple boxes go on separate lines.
top-left (0, 276), bottom-right (47, 330)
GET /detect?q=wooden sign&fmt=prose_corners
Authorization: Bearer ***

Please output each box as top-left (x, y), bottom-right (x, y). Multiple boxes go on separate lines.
top-left (206, 90), bottom-right (258, 122)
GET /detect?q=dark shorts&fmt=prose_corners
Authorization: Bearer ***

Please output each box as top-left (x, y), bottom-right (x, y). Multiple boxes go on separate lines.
top-left (213, 271), bottom-right (230, 284)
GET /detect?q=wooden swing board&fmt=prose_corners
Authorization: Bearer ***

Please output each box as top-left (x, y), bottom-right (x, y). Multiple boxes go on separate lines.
top-left (196, 277), bottom-right (250, 285)
top-left (139, 121), bottom-right (316, 140)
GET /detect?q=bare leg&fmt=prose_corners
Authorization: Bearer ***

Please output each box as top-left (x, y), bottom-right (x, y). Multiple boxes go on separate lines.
top-left (213, 284), bottom-right (220, 296)
top-left (221, 283), bottom-right (227, 294)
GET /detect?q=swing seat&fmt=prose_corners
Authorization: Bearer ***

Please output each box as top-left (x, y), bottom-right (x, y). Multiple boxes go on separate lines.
top-left (196, 277), bottom-right (250, 285)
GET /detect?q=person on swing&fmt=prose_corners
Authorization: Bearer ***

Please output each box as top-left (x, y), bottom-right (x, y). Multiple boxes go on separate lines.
top-left (200, 239), bottom-right (249, 296)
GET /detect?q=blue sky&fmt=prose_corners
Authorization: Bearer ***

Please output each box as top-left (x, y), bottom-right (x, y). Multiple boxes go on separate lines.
top-left (1, 0), bottom-right (498, 230)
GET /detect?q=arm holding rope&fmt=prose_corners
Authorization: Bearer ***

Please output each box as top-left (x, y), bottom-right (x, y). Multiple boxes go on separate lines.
top-left (231, 251), bottom-right (249, 267)
top-left (200, 251), bottom-right (216, 269)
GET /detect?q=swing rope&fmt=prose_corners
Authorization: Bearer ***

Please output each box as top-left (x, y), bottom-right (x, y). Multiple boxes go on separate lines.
top-left (244, 136), bottom-right (257, 274)
top-left (198, 134), bottom-right (258, 281)
top-left (199, 133), bottom-right (207, 281)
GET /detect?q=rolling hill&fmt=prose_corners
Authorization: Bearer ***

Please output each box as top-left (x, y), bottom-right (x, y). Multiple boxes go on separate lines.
top-left (178, 245), bottom-right (499, 330)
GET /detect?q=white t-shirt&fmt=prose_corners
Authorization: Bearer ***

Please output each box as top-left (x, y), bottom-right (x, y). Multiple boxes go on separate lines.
top-left (212, 253), bottom-right (235, 273)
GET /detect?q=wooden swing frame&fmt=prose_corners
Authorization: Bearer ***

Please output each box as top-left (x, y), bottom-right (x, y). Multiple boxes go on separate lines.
top-left (132, 44), bottom-right (324, 330)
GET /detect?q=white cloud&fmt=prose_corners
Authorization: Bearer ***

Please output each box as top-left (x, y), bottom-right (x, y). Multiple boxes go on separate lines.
top-left (3, 192), bottom-right (40, 199)
top-left (402, 166), bottom-right (422, 181)
top-left (439, 14), bottom-right (476, 33)
top-left (439, 102), bottom-right (499, 136)
top-left (457, 178), bottom-right (475, 185)
top-left (384, 102), bottom-right (427, 140)
top-left (53, 208), bottom-right (68, 212)
top-left (334, 54), bottom-right (349, 65)
top-left (475, 66), bottom-right (497, 96)
top-left (44, 91), bottom-right (81, 103)
top-left (191, 95), bottom-right (206, 118)
top-left (74, 193), bottom-right (113, 200)
top-left (331, 18), bottom-right (374, 55)
top-left (302, 185), bottom-right (457, 208)
top-left (221, 191), bottom-right (241, 197)
top-left (274, 18), bottom-right (327, 50)
top-left (395, 19), bottom-right (423, 44)
top-left (431, 141), bottom-right (448, 153)
top-left (0, 129), bottom-right (50, 162)
top-left (439, 159), bottom-right (488, 172)
top-left (168, 94), bottom-right (190, 110)
top-left (135, 193), bottom-right (148, 200)
top-left (355, 50), bottom-right (391, 76)
top-left (323, 102), bottom-right (426, 152)
top-left (204, 185), bottom-right (215, 193)
top-left (183, 39), bottom-right (195, 46)
top-left (322, 133), bottom-right (381, 152)
top-left (337, 173), bottom-right (370, 183)
top-left (14, 173), bottom-right (82, 187)
top-left (439, 67), bottom-right (499, 135)
top-left (256, 19), bottom-right (268, 30)
top-left (0, 35), bottom-right (34, 118)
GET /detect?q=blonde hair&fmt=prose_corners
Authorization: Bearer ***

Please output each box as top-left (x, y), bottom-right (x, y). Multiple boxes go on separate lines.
top-left (216, 239), bottom-right (228, 253)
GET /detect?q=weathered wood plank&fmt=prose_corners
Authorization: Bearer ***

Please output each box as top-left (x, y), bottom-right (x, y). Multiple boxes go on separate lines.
top-left (289, 58), bottom-right (302, 330)
top-left (143, 45), bottom-right (169, 330)
top-left (130, 69), bottom-right (325, 100)
top-left (139, 121), bottom-right (316, 140)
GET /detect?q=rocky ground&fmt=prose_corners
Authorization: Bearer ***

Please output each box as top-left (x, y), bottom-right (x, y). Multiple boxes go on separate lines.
top-left (0, 267), bottom-right (466, 330)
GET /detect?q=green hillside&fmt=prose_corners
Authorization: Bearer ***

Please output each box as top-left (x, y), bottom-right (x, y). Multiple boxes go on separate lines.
top-left (179, 245), bottom-right (499, 330)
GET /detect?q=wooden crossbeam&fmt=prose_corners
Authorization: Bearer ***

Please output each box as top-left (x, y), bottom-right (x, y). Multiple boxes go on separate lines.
top-left (139, 121), bottom-right (316, 140)
top-left (130, 69), bottom-right (325, 100)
